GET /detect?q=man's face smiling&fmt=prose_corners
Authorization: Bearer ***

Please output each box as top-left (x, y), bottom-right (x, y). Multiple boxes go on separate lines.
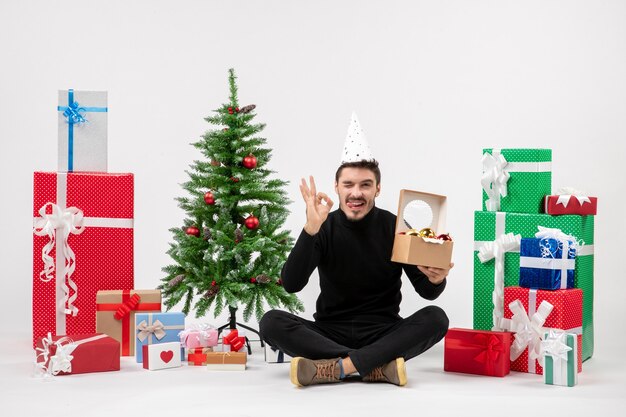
top-left (335, 167), bottom-right (380, 222)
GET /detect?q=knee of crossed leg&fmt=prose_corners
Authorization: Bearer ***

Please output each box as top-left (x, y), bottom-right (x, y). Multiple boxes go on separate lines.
top-left (258, 309), bottom-right (284, 342)
top-left (422, 305), bottom-right (450, 337)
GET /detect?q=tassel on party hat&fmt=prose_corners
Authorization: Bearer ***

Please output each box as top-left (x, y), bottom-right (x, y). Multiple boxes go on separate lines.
top-left (341, 112), bottom-right (374, 163)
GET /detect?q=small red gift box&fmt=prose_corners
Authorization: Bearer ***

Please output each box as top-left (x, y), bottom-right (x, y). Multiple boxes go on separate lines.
top-left (544, 194), bottom-right (597, 215)
top-left (444, 328), bottom-right (512, 377)
top-left (503, 287), bottom-right (583, 375)
top-left (35, 333), bottom-right (120, 376)
top-left (187, 347), bottom-right (214, 366)
top-left (32, 172), bottom-right (134, 347)
top-left (222, 329), bottom-right (245, 352)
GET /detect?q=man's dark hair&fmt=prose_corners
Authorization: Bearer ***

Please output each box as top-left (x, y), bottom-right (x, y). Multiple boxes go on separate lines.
top-left (335, 159), bottom-right (381, 185)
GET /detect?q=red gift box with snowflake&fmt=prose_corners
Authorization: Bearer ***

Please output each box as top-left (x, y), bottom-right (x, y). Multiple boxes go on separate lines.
top-left (32, 172), bottom-right (134, 347)
top-left (501, 286), bottom-right (582, 375)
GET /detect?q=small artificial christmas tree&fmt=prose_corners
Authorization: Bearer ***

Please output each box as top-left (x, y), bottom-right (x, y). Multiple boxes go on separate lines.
top-left (160, 68), bottom-right (304, 324)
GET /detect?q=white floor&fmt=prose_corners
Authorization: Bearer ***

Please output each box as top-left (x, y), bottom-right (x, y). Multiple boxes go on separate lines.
top-left (1, 332), bottom-right (624, 417)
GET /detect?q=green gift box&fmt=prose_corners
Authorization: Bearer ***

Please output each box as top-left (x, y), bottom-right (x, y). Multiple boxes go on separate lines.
top-left (473, 210), bottom-right (594, 360)
top-left (543, 331), bottom-right (578, 387)
top-left (482, 148), bottom-right (552, 214)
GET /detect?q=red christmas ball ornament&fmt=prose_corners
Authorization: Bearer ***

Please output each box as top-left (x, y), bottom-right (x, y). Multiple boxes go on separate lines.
top-left (250, 277), bottom-right (257, 284)
top-left (235, 107), bottom-right (240, 113)
top-left (185, 226), bottom-right (200, 237)
top-left (244, 215), bottom-right (260, 230)
top-left (437, 233), bottom-right (453, 242)
top-left (228, 107), bottom-right (234, 114)
top-left (204, 191), bottom-right (215, 205)
top-left (211, 280), bottom-right (217, 286)
top-left (242, 154), bottom-right (257, 169)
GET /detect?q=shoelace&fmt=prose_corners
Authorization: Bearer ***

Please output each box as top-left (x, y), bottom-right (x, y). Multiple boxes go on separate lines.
top-left (315, 362), bottom-right (337, 381)
top-left (366, 366), bottom-right (385, 381)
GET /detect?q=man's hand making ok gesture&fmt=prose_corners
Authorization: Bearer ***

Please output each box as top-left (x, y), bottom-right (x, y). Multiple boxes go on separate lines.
top-left (299, 176), bottom-right (334, 235)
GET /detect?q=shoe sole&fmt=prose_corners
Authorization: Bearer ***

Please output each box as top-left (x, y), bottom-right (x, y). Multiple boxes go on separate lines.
top-left (290, 357), bottom-right (304, 387)
top-left (396, 357), bottom-right (407, 386)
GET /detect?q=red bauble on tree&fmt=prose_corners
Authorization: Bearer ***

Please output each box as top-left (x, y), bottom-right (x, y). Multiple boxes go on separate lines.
top-left (244, 215), bottom-right (259, 230)
top-left (204, 191), bottom-right (215, 205)
top-left (185, 226), bottom-right (200, 237)
top-left (250, 277), bottom-right (257, 284)
top-left (242, 154), bottom-right (257, 169)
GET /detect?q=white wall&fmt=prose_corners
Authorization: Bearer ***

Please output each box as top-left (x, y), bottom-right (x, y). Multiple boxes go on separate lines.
top-left (1, 0), bottom-right (624, 353)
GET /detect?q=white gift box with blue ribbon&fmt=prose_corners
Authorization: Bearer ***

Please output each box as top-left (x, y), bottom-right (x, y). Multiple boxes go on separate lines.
top-left (57, 89), bottom-right (108, 172)
top-left (519, 227), bottom-right (577, 290)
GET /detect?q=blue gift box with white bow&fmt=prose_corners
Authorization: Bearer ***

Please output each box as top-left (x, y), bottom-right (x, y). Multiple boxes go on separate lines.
top-left (519, 237), bottom-right (576, 290)
top-left (135, 312), bottom-right (185, 363)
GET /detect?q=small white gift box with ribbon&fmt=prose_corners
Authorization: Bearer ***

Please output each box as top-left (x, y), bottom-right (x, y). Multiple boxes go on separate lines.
top-left (57, 89), bottom-right (108, 172)
top-left (142, 341), bottom-right (182, 371)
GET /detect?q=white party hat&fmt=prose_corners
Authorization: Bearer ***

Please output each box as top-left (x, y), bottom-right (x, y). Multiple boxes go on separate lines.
top-left (341, 111), bottom-right (374, 163)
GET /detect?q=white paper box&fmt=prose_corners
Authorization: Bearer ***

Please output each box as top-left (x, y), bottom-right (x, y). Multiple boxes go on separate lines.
top-left (57, 89), bottom-right (108, 172)
top-left (264, 344), bottom-right (292, 363)
top-left (142, 341), bottom-right (182, 370)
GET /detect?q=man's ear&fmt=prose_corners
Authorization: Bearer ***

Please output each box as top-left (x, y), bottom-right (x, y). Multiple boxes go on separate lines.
top-left (335, 181), bottom-right (339, 195)
top-left (376, 184), bottom-right (381, 196)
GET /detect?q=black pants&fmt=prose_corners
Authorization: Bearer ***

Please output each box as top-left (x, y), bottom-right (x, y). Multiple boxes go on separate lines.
top-left (259, 305), bottom-right (449, 376)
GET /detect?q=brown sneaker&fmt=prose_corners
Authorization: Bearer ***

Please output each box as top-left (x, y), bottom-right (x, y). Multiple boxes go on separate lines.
top-left (290, 357), bottom-right (342, 387)
top-left (362, 357), bottom-right (407, 386)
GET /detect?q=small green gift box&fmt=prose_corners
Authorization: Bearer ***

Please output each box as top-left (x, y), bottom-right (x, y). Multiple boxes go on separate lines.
top-left (482, 148), bottom-right (552, 214)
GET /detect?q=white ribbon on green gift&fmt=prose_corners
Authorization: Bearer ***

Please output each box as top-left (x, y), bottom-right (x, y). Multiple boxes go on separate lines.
top-left (478, 232), bottom-right (521, 331)
top-left (481, 149), bottom-right (552, 212)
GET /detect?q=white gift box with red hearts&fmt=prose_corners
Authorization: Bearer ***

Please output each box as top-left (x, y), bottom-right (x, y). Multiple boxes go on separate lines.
top-left (142, 341), bottom-right (182, 370)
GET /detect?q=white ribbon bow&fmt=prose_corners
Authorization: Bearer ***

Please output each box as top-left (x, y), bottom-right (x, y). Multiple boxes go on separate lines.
top-left (541, 330), bottom-right (572, 364)
top-left (33, 202), bottom-right (85, 316)
top-left (535, 226), bottom-right (584, 259)
top-left (35, 333), bottom-right (77, 376)
top-left (481, 151), bottom-right (510, 211)
top-left (555, 187), bottom-right (592, 208)
top-left (478, 232), bottom-right (521, 330)
top-left (541, 330), bottom-right (573, 382)
top-left (501, 299), bottom-right (553, 365)
top-left (137, 319), bottom-right (166, 342)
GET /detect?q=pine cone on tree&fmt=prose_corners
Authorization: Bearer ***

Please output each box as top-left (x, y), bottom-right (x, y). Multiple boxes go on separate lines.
top-left (234, 228), bottom-right (243, 243)
top-left (256, 274), bottom-right (271, 284)
top-left (203, 227), bottom-right (212, 240)
top-left (240, 104), bottom-right (256, 114)
top-left (204, 285), bottom-right (219, 298)
top-left (169, 274), bottom-right (185, 287)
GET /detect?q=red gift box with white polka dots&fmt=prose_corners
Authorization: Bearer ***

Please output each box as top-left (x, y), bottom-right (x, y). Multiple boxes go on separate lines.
top-left (504, 286), bottom-right (583, 375)
top-left (32, 172), bottom-right (134, 348)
